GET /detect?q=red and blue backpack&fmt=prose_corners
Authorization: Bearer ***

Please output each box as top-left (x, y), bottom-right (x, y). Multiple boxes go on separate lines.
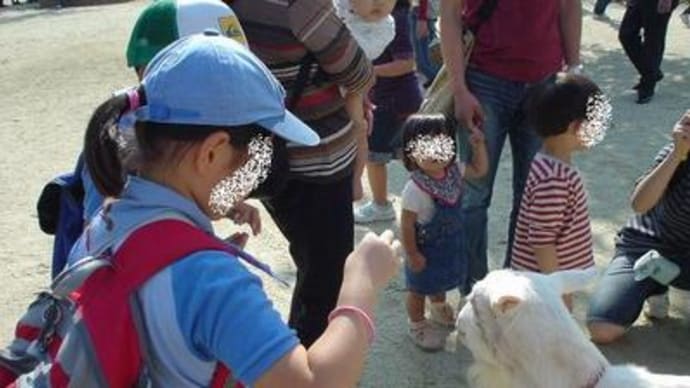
top-left (0, 220), bottom-right (245, 387)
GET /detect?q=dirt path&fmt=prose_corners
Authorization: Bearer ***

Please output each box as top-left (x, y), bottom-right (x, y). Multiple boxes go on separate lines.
top-left (1, 1), bottom-right (688, 386)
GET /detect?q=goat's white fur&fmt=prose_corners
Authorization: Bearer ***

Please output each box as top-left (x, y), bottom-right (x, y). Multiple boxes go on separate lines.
top-left (456, 269), bottom-right (690, 388)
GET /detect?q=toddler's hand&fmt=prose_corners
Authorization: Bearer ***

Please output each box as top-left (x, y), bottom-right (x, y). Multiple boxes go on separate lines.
top-left (407, 252), bottom-right (427, 273)
top-left (346, 230), bottom-right (402, 290)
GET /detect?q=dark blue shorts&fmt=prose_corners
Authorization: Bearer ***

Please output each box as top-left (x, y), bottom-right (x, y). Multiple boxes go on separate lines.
top-left (368, 106), bottom-right (407, 164)
top-left (587, 249), bottom-right (690, 327)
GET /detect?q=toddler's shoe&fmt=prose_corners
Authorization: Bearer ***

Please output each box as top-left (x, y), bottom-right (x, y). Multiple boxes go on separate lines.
top-left (354, 200), bottom-right (395, 224)
top-left (429, 302), bottom-right (456, 328)
top-left (408, 320), bottom-right (445, 351)
top-left (643, 293), bottom-right (669, 319)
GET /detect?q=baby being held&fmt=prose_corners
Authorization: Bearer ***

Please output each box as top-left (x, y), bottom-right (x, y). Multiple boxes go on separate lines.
top-left (335, 0), bottom-right (397, 60)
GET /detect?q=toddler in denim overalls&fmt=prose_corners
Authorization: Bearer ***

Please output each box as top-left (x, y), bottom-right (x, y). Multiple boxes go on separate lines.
top-left (399, 114), bottom-right (488, 350)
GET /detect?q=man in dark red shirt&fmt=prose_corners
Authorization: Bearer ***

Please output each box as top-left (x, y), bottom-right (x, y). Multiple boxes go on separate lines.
top-left (440, 0), bottom-right (582, 294)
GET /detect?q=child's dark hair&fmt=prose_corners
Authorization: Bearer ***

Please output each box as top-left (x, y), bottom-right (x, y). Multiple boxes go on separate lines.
top-left (83, 86), bottom-right (266, 197)
top-left (527, 73), bottom-right (602, 138)
top-left (401, 113), bottom-right (457, 172)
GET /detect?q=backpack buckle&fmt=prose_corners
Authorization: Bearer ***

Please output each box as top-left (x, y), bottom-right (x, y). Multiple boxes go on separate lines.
top-left (37, 298), bottom-right (63, 353)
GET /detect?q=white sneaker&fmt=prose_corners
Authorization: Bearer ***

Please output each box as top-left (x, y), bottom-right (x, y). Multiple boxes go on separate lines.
top-left (669, 288), bottom-right (690, 320)
top-left (354, 201), bottom-right (395, 224)
top-left (643, 294), bottom-right (669, 319)
top-left (408, 320), bottom-right (445, 351)
top-left (429, 302), bottom-right (456, 328)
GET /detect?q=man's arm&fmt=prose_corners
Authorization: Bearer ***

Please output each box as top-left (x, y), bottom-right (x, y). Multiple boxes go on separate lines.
top-left (440, 0), bottom-right (468, 94)
top-left (440, 0), bottom-right (484, 130)
top-left (560, 0), bottom-right (582, 69)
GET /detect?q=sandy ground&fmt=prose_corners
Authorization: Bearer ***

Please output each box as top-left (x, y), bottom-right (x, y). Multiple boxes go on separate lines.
top-left (1, 1), bottom-right (689, 386)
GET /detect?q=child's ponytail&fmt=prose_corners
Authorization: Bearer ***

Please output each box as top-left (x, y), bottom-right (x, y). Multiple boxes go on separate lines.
top-left (83, 87), bottom-right (142, 198)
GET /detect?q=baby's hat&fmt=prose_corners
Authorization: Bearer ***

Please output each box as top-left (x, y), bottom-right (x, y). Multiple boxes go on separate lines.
top-left (126, 0), bottom-right (247, 68)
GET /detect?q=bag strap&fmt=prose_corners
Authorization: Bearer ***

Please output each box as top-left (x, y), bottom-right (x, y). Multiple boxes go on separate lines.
top-left (469, 0), bottom-right (500, 33)
top-left (287, 53), bottom-right (324, 110)
top-left (104, 220), bottom-right (241, 293)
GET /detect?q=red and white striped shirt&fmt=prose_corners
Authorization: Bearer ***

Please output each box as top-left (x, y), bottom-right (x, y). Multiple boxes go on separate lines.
top-left (511, 153), bottom-right (595, 272)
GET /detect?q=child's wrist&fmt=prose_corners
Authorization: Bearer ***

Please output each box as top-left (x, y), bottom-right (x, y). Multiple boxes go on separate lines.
top-left (328, 305), bottom-right (376, 345)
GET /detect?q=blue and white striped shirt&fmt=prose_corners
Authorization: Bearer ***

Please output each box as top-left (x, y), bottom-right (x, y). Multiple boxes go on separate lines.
top-left (616, 144), bottom-right (690, 260)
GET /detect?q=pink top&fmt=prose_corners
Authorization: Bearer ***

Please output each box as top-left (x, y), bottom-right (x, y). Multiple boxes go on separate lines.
top-left (511, 153), bottom-right (595, 272)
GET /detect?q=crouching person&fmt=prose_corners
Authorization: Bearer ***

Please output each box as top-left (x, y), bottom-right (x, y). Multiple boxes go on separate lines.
top-left (588, 110), bottom-right (690, 344)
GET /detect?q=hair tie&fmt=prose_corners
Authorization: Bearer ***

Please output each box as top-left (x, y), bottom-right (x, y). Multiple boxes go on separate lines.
top-left (126, 88), bottom-right (141, 111)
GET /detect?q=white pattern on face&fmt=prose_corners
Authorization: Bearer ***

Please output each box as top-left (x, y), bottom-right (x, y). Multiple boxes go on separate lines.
top-left (578, 93), bottom-right (611, 148)
top-left (407, 134), bottom-right (455, 165)
top-left (208, 135), bottom-right (273, 217)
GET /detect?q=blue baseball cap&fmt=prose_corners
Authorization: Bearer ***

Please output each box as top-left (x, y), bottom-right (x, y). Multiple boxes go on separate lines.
top-left (135, 32), bottom-right (320, 146)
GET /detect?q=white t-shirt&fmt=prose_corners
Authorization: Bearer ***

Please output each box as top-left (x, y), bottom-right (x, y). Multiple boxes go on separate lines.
top-left (401, 163), bottom-right (465, 224)
top-left (402, 180), bottom-right (436, 224)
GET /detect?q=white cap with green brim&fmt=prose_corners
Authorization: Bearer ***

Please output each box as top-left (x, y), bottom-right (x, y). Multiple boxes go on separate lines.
top-left (126, 0), bottom-right (247, 68)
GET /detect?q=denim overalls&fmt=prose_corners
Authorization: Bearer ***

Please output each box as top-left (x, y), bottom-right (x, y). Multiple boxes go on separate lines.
top-left (405, 164), bottom-right (467, 295)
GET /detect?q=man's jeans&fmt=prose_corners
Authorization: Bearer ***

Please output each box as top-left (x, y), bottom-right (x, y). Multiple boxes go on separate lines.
top-left (410, 8), bottom-right (440, 82)
top-left (458, 68), bottom-right (547, 294)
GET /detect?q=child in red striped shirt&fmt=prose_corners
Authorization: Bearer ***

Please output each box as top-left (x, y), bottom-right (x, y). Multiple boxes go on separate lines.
top-left (509, 73), bottom-right (611, 310)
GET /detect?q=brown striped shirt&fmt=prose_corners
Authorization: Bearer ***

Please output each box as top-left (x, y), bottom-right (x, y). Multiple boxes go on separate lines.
top-left (230, 0), bottom-right (375, 181)
top-left (511, 153), bottom-right (595, 272)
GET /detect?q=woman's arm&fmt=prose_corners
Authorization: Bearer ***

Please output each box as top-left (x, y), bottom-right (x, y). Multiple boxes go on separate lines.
top-left (630, 149), bottom-right (685, 214)
top-left (288, 0), bottom-right (374, 95)
top-left (631, 112), bottom-right (690, 213)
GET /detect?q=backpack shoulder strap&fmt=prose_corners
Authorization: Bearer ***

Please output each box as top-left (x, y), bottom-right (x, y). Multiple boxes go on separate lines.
top-left (70, 219), bottom-right (240, 387)
top-left (109, 219), bottom-right (236, 293)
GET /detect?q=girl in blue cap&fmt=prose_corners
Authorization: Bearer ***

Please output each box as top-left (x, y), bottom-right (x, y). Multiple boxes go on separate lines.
top-left (76, 34), bottom-right (401, 387)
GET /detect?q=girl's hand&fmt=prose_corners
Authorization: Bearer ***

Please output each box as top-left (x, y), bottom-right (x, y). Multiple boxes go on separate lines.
top-left (407, 252), bottom-right (427, 273)
top-left (345, 230), bottom-right (402, 290)
top-left (227, 201), bottom-right (261, 235)
top-left (672, 110), bottom-right (690, 161)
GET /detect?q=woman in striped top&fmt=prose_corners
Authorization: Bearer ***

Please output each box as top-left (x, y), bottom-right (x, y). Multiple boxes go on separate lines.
top-left (509, 74), bottom-right (609, 310)
top-left (588, 110), bottom-right (690, 344)
top-left (231, 0), bottom-right (375, 346)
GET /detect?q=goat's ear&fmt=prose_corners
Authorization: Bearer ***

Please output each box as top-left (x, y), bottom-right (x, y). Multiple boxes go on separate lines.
top-left (491, 295), bottom-right (522, 315)
top-left (548, 268), bottom-right (598, 295)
